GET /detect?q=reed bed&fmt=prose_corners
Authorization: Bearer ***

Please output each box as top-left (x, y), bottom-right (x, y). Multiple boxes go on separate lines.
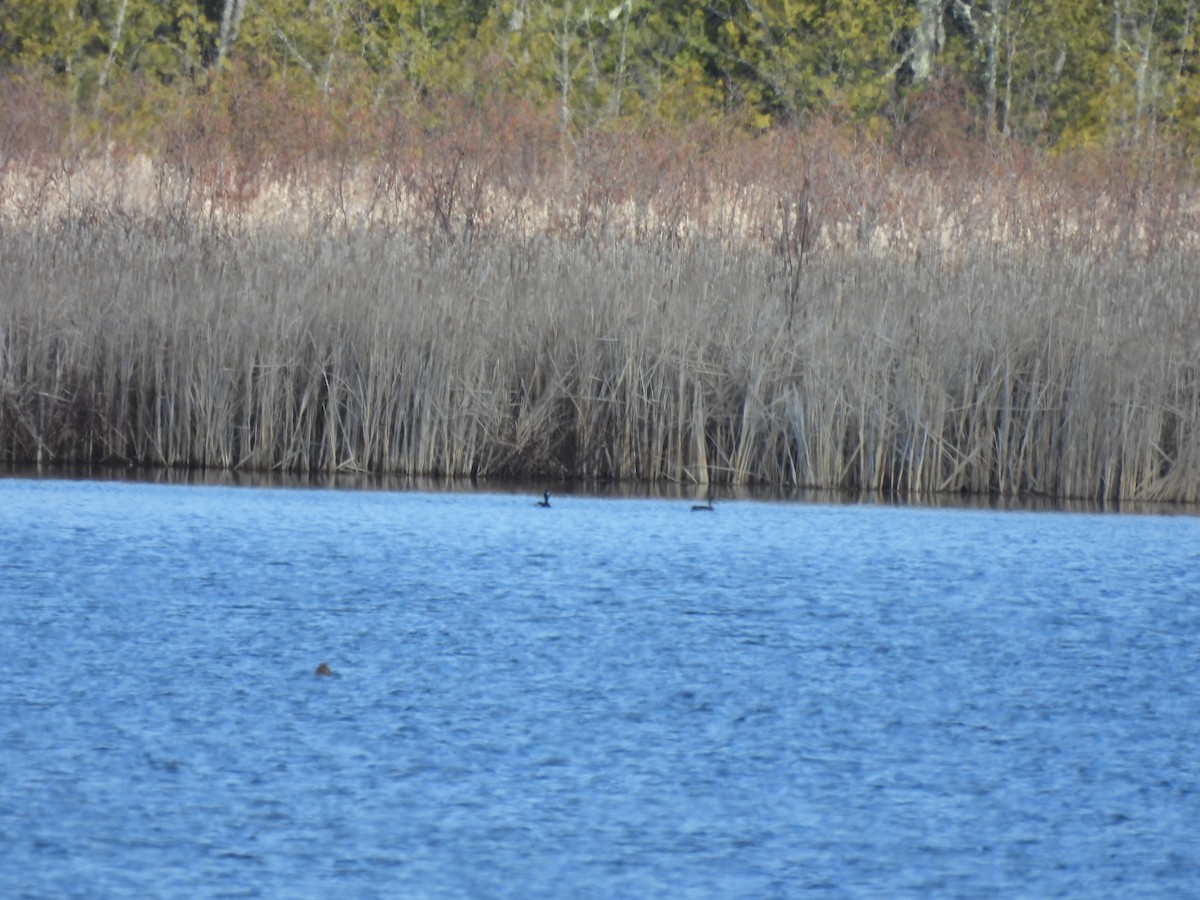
top-left (3, 201), bottom-right (1199, 503)
top-left (2, 108), bottom-right (1199, 503)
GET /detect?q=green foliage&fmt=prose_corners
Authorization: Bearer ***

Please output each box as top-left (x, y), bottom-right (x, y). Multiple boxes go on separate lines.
top-left (2, 0), bottom-right (1200, 152)
top-left (703, 0), bottom-right (915, 125)
top-left (0, 1), bottom-right (102, 72)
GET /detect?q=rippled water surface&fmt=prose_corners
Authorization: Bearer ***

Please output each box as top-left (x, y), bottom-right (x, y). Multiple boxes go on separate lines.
top-left (2, 477), bottom-right (1199, 897)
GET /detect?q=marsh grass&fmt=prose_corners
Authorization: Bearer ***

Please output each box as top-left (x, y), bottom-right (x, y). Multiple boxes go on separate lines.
top-left (2, 105), bottom-right (1199, 502)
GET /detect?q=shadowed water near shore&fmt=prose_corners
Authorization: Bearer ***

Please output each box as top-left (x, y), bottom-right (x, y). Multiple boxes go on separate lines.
top-left (4, 463), bottom-right (1199, 518)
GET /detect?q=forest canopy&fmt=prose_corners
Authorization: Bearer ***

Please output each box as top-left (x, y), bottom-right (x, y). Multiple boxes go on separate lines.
top-left (1, 0), bottom-right (1198, 151)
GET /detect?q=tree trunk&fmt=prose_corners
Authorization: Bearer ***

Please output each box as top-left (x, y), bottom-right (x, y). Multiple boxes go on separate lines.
top-left (557, 0), bottom-right (575, 125)
top-left (984, 0), bottom-right (1002, 136)
top-left (1133, 0), bottom-right (1161, 143)
top-left (911, 0), bottom-right (945, 83)
top-left (218, 0), bottom-right (247, 65)
top-left (98, 0), bottom-right (129, 92)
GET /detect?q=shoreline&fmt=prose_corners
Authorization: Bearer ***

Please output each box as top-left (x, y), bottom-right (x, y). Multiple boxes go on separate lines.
top-left (3, 462), bottom-right (1195, 519)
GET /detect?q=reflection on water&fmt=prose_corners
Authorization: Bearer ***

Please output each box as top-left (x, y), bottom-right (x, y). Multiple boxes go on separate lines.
top-left (5, 462), bottom-right (1195, 516)
top-left (1, 474), bottom-right (1199, 898)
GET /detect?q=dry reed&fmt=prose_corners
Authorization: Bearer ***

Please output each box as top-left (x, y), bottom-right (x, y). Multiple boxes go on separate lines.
top-left (2, 125), bottom-right (1199, 503)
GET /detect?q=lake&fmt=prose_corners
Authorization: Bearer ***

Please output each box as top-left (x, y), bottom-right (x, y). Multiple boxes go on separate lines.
top-left (1, 474), bottom-right (1198, 897)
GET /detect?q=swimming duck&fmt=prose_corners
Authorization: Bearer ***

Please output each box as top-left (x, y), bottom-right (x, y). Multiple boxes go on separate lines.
top-left (537, 491), bottom-right (551, 508)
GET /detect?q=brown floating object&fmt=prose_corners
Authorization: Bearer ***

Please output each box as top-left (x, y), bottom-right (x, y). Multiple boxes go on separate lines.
top-left (315, 662), bottom-right (334, 676)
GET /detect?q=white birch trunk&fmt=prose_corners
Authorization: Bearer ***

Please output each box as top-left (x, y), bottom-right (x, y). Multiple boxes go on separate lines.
top-left (218, 0), bottom-right (247, 65)
top-left (1133, 0), bottom-right (1160, 142)
top-left (911, 0), bottom-right (945, 83)
top-left (98, 0), bottom-right (130, 91)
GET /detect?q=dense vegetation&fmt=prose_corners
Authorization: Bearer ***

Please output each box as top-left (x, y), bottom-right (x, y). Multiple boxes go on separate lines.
top-left (1, 0), bottom-right (1199, 147)
top-left (1, 3), bottom-right (1199, 503)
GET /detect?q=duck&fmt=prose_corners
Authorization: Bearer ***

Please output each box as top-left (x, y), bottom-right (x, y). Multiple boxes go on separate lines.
top-left (691, 495), bottom-right (715, 511)
top-left (537, 491), bottom-right (551, 508)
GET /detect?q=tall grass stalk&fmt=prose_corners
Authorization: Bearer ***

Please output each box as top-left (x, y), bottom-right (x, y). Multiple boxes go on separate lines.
top-left (3, 209), bottom-right (1198, 502)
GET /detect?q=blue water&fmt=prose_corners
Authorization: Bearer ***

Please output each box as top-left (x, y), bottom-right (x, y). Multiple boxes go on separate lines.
top-left (1, 477), bottom-right (1199, 898)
